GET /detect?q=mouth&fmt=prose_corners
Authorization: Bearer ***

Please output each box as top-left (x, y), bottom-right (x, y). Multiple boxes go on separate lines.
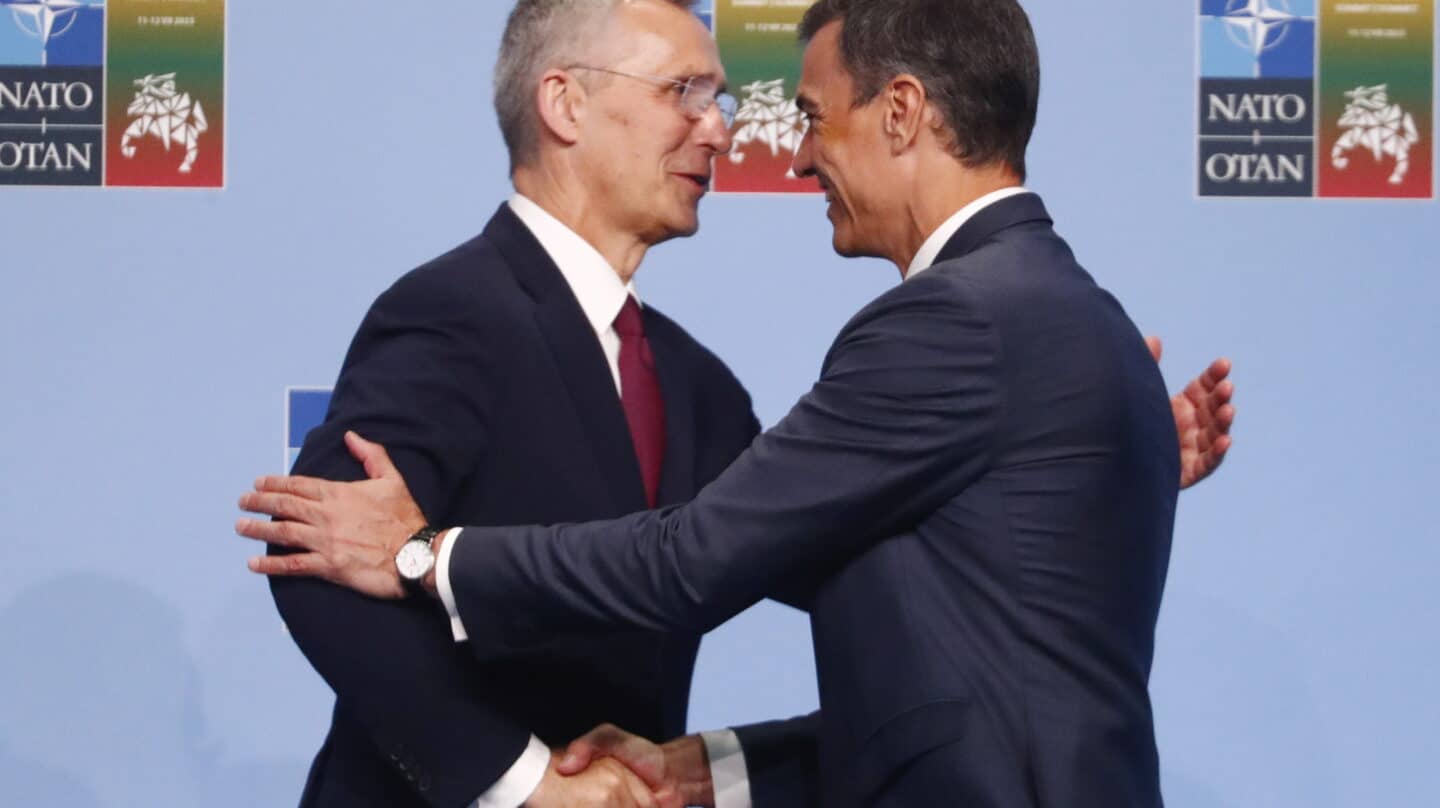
top-left (673, 172), bottom-right (711, 193)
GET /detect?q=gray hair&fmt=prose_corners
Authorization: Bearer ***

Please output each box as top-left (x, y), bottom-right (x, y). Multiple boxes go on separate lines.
top-left (494, 0), bottom-right (696, 174)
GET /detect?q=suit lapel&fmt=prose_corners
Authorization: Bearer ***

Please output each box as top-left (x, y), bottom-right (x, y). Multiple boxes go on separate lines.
top-left (642, 309), bottom-right (697, 507)
top-left (483, 205), bottom-right (648, 514)
top-left (933, 192), bottom-right (1053, 265)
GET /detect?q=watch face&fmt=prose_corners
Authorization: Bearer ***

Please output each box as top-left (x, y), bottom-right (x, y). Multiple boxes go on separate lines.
top-left (395, 540), bottom-right (434, 580)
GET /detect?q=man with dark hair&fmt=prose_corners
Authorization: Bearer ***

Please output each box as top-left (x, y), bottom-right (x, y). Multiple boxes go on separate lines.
top-left (243, 1), bottom-right (1235, 806)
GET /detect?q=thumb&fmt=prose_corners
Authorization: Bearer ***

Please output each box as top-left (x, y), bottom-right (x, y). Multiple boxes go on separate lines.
top-left (557, 740), bottom-right (595, 775)
top-left (345, 431), bottom-right (398, 480)
top-left (1145, 335), bottom-right (1162, 364)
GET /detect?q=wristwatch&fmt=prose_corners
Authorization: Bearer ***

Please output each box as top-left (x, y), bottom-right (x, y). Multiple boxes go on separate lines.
top-left (395, 526), bottom-right (441, 595)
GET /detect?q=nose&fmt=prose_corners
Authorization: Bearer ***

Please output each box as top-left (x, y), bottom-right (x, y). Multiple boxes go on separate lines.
top-left (695, 102), bottom-right (733, 156)
top-left (792, 125), bottom-right (815, 178)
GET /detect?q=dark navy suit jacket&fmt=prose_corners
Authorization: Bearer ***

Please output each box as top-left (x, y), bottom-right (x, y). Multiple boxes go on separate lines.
top-left (271, 205), bottom-right (759, 807)
top-left (444, 194), bottom-right (1180, 807)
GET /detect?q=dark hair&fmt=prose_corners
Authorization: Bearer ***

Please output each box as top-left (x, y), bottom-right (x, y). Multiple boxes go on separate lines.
top-left (799, 0), bottom-right (1040, 179)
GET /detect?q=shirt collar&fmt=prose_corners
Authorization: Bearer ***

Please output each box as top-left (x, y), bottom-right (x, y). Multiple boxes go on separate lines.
top-left (905, 186), bottom-right (1031, 280)
top-left (508, 193), bottom-right (637, 337)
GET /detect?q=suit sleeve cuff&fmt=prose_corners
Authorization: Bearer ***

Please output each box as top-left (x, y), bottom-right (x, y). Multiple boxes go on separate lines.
top-left (702, 729), bottom-right (752, 808)
top-left (474, 734), bottom-right (551, 808)
top-left (436, 527), bottom-right (468, 642)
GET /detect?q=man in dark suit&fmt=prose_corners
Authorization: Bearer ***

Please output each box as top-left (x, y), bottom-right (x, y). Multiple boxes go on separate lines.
top-left (243, 0), bottom-right (1237, 806)
top-left (265, 1), bottom-right (761, 805)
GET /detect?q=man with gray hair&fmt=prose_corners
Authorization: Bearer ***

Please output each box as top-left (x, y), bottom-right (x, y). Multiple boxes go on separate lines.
top-left (267, 1), bottom-right (757, 806)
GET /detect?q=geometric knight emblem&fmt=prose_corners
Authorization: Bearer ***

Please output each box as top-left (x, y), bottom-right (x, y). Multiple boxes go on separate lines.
top-left (121, 72), bottom-right (209, 174)
top-left (728, 78), bottom-right (807, 178)
top-left (1331, 83), bottom-right (1421, 186)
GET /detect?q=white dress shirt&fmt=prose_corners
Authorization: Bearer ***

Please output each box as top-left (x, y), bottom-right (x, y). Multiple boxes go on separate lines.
top-left (439, 194), bottom-right (751, 807)
top-left (905, 186), bottom-right (1031, 280)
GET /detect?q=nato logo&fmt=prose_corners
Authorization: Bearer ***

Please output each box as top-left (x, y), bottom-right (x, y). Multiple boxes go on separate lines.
top-left (285, 388), bottom-right (333, 471)
top-left (1200, 0), bottom-right (1315, 79)
top-left (0, 0), bottom-right (105, 185)
top-left (1198, 0), bottom-right (1316, 197)
top-left (0, 0), bottom-right (105, 67)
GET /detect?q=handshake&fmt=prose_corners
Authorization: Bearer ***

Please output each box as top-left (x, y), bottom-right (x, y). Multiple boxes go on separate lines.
top-left (529, 724), bottom-right (713, 808)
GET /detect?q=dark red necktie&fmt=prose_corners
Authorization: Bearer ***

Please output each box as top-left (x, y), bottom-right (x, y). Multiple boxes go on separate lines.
top-left (614, 296), bottom-right (666, 508)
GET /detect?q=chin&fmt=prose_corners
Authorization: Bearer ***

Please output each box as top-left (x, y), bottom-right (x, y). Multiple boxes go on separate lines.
top-left (669, 202), bottom-right (701, 237)
top-left (650, 214), bottom-right (700, 245)
top-left (674, 213), bottom-right (700, 237)
top-left (829, 224), bottom-right (860, 258)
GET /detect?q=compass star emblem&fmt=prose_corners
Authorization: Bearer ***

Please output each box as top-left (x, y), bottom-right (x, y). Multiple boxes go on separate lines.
top-left (1221, 0), bottom-right (1301, 57)
top-left (1, 0), bottom-right (104, 66)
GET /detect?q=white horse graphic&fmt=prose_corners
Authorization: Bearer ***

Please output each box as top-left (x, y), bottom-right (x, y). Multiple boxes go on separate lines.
top-left (729, 78), bottom-right (806, 179)
top-left (1331, 84), bottom-right (1420, 186)
top-left (121, 73), bottom-right (209, 174)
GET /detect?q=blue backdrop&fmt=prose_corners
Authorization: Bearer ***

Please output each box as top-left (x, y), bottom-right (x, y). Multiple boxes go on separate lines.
top-left (1, 2), bottom-right (1436, 805)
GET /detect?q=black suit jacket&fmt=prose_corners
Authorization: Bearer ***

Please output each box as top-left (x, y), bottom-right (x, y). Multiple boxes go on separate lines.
top-left (271, 205), bottom-right (759, 807)
top-left (443, 194), bottom-right (1180, 807)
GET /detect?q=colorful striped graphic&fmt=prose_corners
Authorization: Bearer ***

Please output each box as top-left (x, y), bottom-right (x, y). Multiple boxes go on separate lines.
top-left (712, 0), bottom-right (819, 194)
top-left (104, 0), bottom-right (224, 187)
top-left (1316, 1), bottom-right (1432, 198)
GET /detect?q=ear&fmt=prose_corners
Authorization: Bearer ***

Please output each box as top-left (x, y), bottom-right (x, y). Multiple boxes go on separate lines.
top-left (881, 74), bottom-right (928, 154)
top-left (535, 68), bottom-right (586, 147)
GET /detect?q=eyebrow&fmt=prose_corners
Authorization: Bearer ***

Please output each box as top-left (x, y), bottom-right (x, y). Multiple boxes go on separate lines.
top-left (668, 67), bottom-right (727, 95)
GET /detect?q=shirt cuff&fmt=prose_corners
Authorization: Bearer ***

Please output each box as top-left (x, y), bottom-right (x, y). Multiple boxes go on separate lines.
top-left (474, 734), bottom-right (551, 808)
top-left (436, 527), bottom-right (467, 642)
top-left (702, 729), bottom-right (752, 808)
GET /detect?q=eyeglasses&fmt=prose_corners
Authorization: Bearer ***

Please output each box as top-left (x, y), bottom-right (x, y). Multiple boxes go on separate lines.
top-left (568, 65), bottom-right (738, 128)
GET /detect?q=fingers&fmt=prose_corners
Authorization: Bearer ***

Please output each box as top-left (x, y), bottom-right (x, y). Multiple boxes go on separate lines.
top-left (1209, 435), bottom-right (1232, 462)
top-left (235, 516), bottom-right (319, 550)
top-left (626, 776), bottom-right (659, 807)
top-left (345, 430), bottom-right (399, 481)
top-left (1145, 336), bottom-right (1162, 363)
top-left (1211, 402), bottom-right (1236, 436)
top-left (253, 474), bottom-right (328, 500)
top-left (238, 491), bottom-right (319, 524)
top-left (246, 552), bottom-right (326, 577)
top-left (1195, 389), bottom-right (1236, 438)
top-left (1212, 379), bottom-right (1235, 409)
top-left (653, 786), bottom-right (684, 808)
top-left (1193, 406), bottom-right (1233, 455)
top-left (1200, 357), bottom-right (1233, 392)
top-left (1185, 373), bottom-right (1235, 432)
top-left (595, 759), bottom-right (659, 808)
top-left (1212, 434), bottom-right (1232, 457)
top-left (560, 724), bottom-right (668, 791)
top-left (1181, 427), bottom-right (1234, 489)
